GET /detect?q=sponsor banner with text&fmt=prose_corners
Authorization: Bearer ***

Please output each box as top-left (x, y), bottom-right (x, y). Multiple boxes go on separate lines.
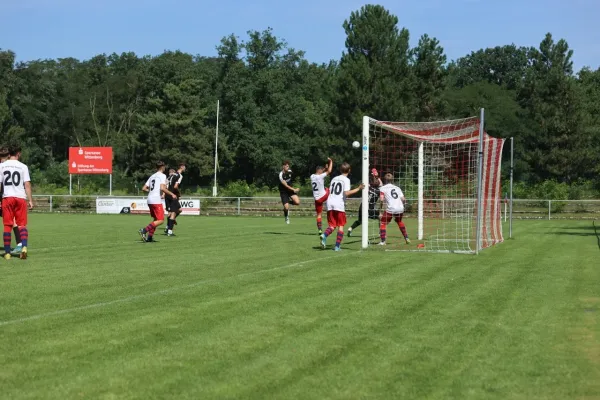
top-left (96, 197), bottom-right (200, 215)
top-left (69, 147), bottom-right (113, 174)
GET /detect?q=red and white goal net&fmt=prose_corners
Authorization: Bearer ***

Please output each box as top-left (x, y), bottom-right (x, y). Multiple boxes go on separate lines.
top-left (360, 113), bottom-right (505, 253)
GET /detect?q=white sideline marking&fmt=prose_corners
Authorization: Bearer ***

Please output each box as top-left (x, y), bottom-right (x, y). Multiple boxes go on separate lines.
top-left (0, 254), bottom-right (350, 327)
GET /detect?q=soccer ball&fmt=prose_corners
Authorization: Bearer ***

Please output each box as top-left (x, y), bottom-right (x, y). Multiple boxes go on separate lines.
top-left (352, 141), bottom-right (360, 149)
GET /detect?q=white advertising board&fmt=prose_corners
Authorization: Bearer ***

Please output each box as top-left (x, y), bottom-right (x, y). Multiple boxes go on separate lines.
top-left (96, 197), bottom-right (200, 215)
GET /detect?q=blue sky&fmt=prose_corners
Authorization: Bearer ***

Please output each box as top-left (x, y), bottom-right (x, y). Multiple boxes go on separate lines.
top-left (1, 0), bottom-right (596, 71)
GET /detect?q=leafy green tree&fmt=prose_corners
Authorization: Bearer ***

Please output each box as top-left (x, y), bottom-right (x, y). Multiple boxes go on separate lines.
top-left (448, 45), bottom-right (530, 90)
top-left (411, 34), bottom-right (447, 120)
top-left (518, 33), bottom-right (585, 183)
top-left (338, 5), bottom-right (413, 128)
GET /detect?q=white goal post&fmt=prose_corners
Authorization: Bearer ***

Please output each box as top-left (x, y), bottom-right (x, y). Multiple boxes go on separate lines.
top-left (360, 110), bottom-right (505, 254)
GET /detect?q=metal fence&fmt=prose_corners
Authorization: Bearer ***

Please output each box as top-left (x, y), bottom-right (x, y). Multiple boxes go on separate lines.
top-left (30, 195), bottom-right (600, 220)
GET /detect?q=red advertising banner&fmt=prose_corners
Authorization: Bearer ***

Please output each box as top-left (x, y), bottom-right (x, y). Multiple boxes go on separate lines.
top-left (69, 147), bottom-right (113, 174)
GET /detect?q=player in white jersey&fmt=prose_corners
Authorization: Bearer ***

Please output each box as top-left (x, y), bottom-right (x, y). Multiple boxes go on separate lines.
top-left (0, 145), bottom-right (34, 260)
top-left (378, 173), bottom-right (410, 245)
top-left (320, 162), bottom-right (364, 251)
top-left (310, 157), bottom-right (333, 235)
top-left (0, 147), bottom-right (23, 255)
top-left (138, 161), bottom-right (178, 243)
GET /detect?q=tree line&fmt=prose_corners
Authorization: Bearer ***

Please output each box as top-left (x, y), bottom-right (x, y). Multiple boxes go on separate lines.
top-left (1, 4), bottom-right (599, 197)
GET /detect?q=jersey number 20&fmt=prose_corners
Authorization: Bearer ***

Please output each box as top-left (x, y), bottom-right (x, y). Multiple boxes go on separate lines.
top-left (3, 171), bottom-right (21, 186)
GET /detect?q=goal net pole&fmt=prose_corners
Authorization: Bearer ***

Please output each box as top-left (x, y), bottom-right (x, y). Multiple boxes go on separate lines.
top-left (475, 108), bottom-right (485, 255)
top-left (361, 116), bottom-right (370, 249)
top-left (417, 142), bottom-right (424, 240)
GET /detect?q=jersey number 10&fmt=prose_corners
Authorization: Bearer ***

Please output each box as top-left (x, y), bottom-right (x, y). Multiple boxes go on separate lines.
top-left (332, 182), bottom-right (343, 195)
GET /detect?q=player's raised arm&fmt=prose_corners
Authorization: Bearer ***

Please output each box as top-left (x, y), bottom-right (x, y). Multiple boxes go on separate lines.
top-left (326, 158), bottom-right (333, 175)
top-left (344, 183), bottom-right (365, 197)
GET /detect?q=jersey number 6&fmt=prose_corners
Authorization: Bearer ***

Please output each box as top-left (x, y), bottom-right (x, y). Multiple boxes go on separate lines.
top-left (391, 189), bottom-right (398, 199)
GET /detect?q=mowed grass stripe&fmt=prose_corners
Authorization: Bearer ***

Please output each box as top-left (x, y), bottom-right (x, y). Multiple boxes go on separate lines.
top-left (0, 215), bottom-right (598, 399)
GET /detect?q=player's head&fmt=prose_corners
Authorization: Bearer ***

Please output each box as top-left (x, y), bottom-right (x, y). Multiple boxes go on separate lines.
top-left (315, 165), bottom-right (324, 173)
top-left (178, 163), bottom-right (186, 173)
top-left (0, 146), bottom-right (8, 162)
top-left (169, 168), bottom-right (175, 176)
top-left (282, 160), bottom-right (290, 172)
top-left (156, 160), bottom-right (166, 172)
top-left (340, 162), bottom-right (351, 175)
top-left (8, 144), bottom-right (21, 159)
top-left (383, 173), bottom-right (394, 184)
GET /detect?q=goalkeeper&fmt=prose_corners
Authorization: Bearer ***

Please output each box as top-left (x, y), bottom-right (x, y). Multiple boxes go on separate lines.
top-left (347, 168), bottom-right (382, 237)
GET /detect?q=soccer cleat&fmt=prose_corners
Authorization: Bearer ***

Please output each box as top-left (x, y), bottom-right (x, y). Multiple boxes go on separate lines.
top-left (19, 247), bottom-right (27, 259)
top-left (347, 229), bottom-right (353, 237)
top-left (405, 238), bottom-right (411, 244)
top-left (167, 230), bottom-right (176, 237)
top-left (320, 234), bottom-right (326, 249)
top-left (318, 229), bottom-right (323, 235)
top-left (333, 246), bottom-right (341, 252)
top-left (138, 228), bottom-right (147, 242)
top-left (164, 228), bottom-right (169, 235)
top-left (378, 241), bottom-right (386, 246)
top-left (3, 253), bottom-right (10, 260)
top-left (13, 244), bottom-right (22, 254)
top-left (285, 217), bottom-right (290, 225)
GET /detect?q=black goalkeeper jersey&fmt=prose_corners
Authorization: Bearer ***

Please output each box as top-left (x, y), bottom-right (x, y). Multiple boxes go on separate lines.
top-left (367, 185), bottom-right (380, 208)
top-left (167, 172), bottom-right (182, 197)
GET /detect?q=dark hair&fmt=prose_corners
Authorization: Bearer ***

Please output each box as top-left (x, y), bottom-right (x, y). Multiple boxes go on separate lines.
top-left (8, 144), bottom-right (21, 157)
top-left (0, 147), bottom-right (8, 158)
top-left (156, 161), bottom-right (165, 169)
top-left (340, 162), bottom-right (351, 174)
top-left (315, 165), bottom-right (324, 171)
top-left (282, 160), bottom-right (290, 166)
top-left (383, 173), bottom-right (394, 184)
top-left (178, 163), bottom-right (186, 169)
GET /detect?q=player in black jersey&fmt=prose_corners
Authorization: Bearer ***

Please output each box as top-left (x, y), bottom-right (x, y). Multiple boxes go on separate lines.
top-left (278, 160), bottom-right (300, 224)
top-left (347, 168), bottom-right (383, 237)
top-left (164, 163), bottom-right (185, 236)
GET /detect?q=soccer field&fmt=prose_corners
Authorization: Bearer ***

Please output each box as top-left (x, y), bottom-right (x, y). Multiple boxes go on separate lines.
top-left (1, 215), bottom-right (599, 399)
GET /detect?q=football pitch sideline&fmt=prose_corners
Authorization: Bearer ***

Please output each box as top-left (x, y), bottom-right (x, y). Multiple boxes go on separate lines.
top-left (0, 215), bottom-right (598, 399)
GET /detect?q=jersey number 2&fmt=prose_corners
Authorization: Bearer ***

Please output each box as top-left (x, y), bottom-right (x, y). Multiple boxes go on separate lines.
top-left (3, 171), bottom-right (21, 186)
top-left (312, 182), bottom-right (318, 191)
top-left (332, 182), bottom-right (343, 195)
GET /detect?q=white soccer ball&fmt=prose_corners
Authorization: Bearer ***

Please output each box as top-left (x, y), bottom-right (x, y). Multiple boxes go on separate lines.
top-left (352, 141), bottom-right (360, 149)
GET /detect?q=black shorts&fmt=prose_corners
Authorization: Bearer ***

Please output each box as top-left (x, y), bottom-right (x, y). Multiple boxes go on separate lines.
top-left (165, 197), bottom-right (181, 213)
top-left (279, 190), bottom-right (296, 205)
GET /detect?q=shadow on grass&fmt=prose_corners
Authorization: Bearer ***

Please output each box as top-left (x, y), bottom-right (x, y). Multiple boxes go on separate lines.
top-left (264, 231), bottom-right (318, 237)
top-left (550, 221), bottom-right (600, 250)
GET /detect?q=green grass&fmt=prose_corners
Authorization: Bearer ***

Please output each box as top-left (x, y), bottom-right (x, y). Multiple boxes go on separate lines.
top-left (1, 215), bottom-right (599, 399)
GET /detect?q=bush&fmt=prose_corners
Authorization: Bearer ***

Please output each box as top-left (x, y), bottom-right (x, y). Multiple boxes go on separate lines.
top-left (71, 196), bottom-right (92, 210)
top-left (222, 180), bottom-right (255, 198)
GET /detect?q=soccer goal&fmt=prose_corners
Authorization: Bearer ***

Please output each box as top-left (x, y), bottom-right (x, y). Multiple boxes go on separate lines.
top-left (360, 110), bottom-right (505, 254)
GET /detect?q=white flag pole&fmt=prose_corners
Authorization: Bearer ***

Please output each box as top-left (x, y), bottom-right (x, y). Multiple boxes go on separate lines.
top-left (212, 100), bottom-right (220, 197)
